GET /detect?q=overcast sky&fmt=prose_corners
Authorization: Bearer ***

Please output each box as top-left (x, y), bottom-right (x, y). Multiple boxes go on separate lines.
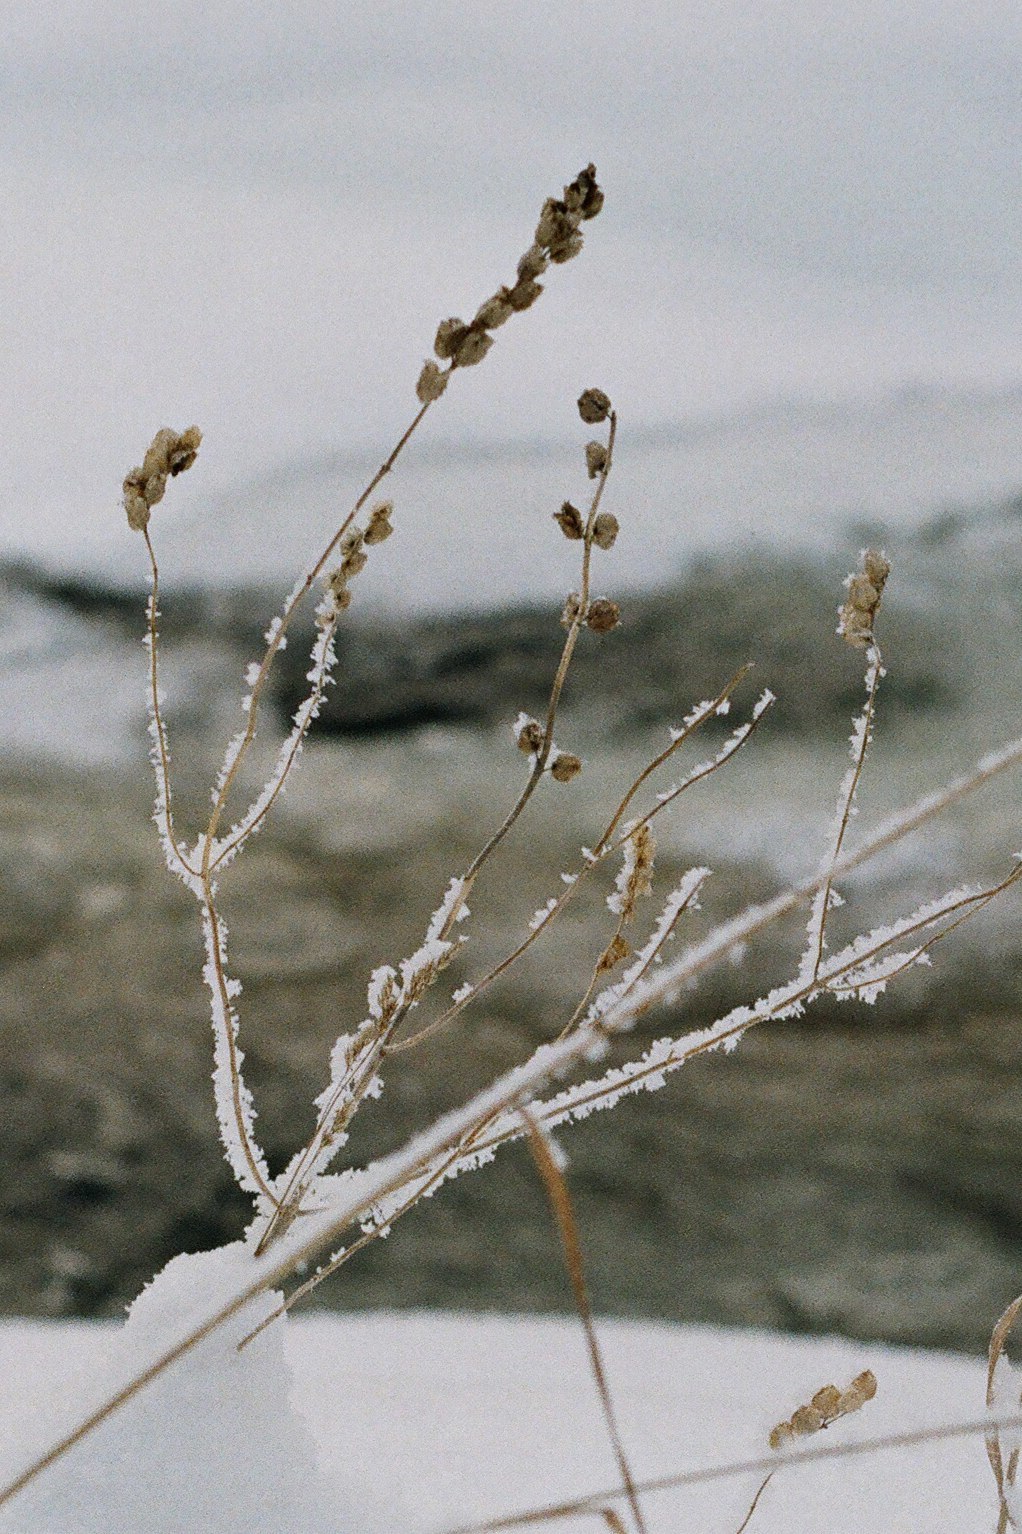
top-left (3, 1), bottom-right (1020, 562)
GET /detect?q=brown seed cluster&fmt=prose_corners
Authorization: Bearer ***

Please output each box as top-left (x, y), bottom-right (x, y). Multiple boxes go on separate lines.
top-left (550, 750), bottom-right (583, 783)
top-left (417, 165), bottom-right (603, 402)
top-left (838, 549), bottom-right (890, 648)
top-left (514, 714), bottom-right (545, 755)
top-left (616, 823), bottom-right (656, 923)
top-left (768, 1369), bottom-right (877, 1450)
top-left (577, 388), bottom-right (612, 425)
top-left (123, 426), bottom-right (202, 531)
top-left (325, 502), bottom-right (394, 615)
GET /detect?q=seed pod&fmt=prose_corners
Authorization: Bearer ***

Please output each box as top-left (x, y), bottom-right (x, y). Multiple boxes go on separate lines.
top-left (585, 440), bottom-right (608, 479)
top-left (549, 231), bottom-right (584, 264)
top-left (811, 1385), bottom-right (842, 1418)
top-left (167, 426), bottom-right (202, 476)
top-left (586, 598), bottom-right (620, 633)
top-left (365, 502), bottom-right (394, 545)
top-left (535, 197), bottom-right (573, 249)
top-left (769, 1422), bottom-right (795, 1451)
top-left (434, 318), bottom-right (469, 360)
top-left (517, 244), bottom-right (549, 281)
top-left (550, 751), bottom-right (582, 783)
top-left (554, 502), bottom-right (585, 540)
top-left (124, 480), bottom-right (150, 531)
top-left (454, 328), bottom-right (494, 367)
top-left (506, 278), bottom-right (544, 312)
top-left (416, 360), bottom-right (448, 403)
top-left (514, 716), bottom-right (544, 754)
top-left (474, 292), bottom-right (515, 329)
top-left (592, 512), bottom-right (619, 550)
top-left (790, 1405), bottom-right (825, 1437)
top-left (561, 591), bottom-right (582, 628)
top-left (577, 388), bottom-right (612, 424)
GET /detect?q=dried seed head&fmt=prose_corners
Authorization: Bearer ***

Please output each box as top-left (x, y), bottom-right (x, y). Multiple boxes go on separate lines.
top-left (838, 548), bottom-right (890, 648)
top-left (365, 502), bottom-right (394, 545)
top-left (434, 317), bottom-right (470, 360)
top-left (549, 231), bottom-right (584, 264)
top-left (554, 501), bottom-right (585, 540)
top-left (550, 751), bottom-right (583, 783)
top-left (416, 360), bottom-right (448, 404)
top-left (507, 277), bottom-right (544, 312)
top-left (790, 1404), bottom-right (826, 1437)
top-left (123, 426), bottom-right (202, 531)
top-left (569, 163), bottom-right (604, 220)
top-left (166, 425), bottom-right (202, 476)
top-left (838, 1370), bottom-right (877, 1413)
top-left (454, 328), bottom-right (494, 368)
top-left (513, 713), bottom-right (544, 754)
top-left (586, 598), bottom-right (620, 633)
top-left (768, 1422), bottom-right (795, 1451)
top-left (474, 292), bottom-right (515, 330)
top-left (585, 440), bottom-right (609, 479)
top-left (123, 477), bottom-right (151, 531)
top-left (597, 933), bottom-right (632, 973)
top-left (517, 244), bottom-right (549, 282)
top-left (342, 548), bottom-right (368, 577)
top-left (811, 1385), bottom-right (843, 1417)
top-left (327, 569), bottom-right (352, 610)
top-left (535, 197), bottom-right (574, 250)
top-left (561, 591), bottom-right (582, 628)
top-left (592, 512), bottom-right (619, 550)
top-left (769, 1369), bottom-right (877, 1452)
top-left (577, 388), bottom-right (612, 424)
top-left (609, 822), bottom-right (656, 922)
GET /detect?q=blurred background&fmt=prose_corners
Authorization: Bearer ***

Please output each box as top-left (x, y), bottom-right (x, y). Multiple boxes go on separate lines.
top-left (2, 1), bottom-right (1022, 1351)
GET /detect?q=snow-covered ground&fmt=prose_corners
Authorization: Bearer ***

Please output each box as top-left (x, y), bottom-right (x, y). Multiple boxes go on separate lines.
top-left (0, 1310), bottom-right (1000, 1532)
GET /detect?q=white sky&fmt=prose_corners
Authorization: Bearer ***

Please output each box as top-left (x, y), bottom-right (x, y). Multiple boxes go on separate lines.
top-left (3, 1), bottom-right (1021, 562)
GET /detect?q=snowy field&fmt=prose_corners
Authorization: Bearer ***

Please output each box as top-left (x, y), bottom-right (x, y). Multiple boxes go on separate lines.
top-left (0, 1310), bottom-right (1000, 1532)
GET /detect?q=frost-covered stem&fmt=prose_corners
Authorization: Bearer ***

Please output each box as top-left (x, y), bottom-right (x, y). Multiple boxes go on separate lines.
top-left (208, 613), bottom-right (340, 873)
top-left (142, 529), bottom-right (200, 886)
top-left (826, 863), bottom-right (1022, 997)
top-left (595, 665), bottom-right (752, 854)
top-left (632, 732), bottom-right (1022, 1009)
top-left (203, 395), bottom-right (436, 855)
top-left (804, 642), bottom-right (884, 985)
top-left (201, 895), bottom-right (276, 1204)
top-left (261, 859), bottom-right (1022, 1329)
top-left (389, 686), bottom-right (770, 1055)
top-left (6, 860), bottom-right (1019, 1508)
top-left (560, 869), bottom-right (708, 1040)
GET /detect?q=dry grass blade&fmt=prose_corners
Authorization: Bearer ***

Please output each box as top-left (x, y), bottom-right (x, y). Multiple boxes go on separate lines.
top-left (988, 1294), bottom-right (1022, 1532)
top-left (519, 1108), bottom-right (647, 1534)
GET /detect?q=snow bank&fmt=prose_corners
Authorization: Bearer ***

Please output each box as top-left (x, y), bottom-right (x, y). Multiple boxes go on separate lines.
top-left (0, 1308), bottom-right (996, 1532)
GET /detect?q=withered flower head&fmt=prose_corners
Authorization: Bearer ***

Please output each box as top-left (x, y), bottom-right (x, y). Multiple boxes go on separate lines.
top-left (577, 388), bottom-right (612, 424)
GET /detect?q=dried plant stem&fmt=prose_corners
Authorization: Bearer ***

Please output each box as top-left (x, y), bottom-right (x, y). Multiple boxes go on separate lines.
top-left (520, 1108), bottom-right (647, 1534)
top-left (4, 785), bottom-right (1018, 1510)
top-left (142, 530), bottom-right (200, 884)
top-left (439, 1413), bottom-right (1022, 1534)
top-left (205, 396), bottom-right (437, 865)
top-left (733, 1472), bottom-right (774, 1534)
top-left (987, 1293), bottom-right (1022, 1532)
top-left (805, 643), bottom-right (883, 985)
top-left (388, 672), bottom-right (762, 1056)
